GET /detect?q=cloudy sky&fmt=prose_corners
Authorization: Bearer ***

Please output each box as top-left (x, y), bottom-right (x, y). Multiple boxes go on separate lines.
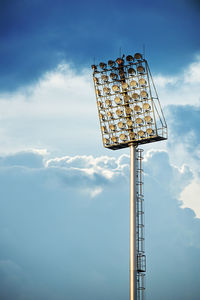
top-left (0, 1), bottom-right (200, 299)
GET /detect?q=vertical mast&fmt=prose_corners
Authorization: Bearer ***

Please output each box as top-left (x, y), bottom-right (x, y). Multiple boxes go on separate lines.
top-left (130, 145), bottom-right (146, 300)
top-left (130, 144), bottom-right (137, 300)
top-left (136, 149), bottom-right (146, 299)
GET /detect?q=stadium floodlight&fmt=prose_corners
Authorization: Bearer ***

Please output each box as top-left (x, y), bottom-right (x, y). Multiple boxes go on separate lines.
top-left (92, 54), bottom-right (167, 150)
top-left (91, 52), bottom-right (167, 300)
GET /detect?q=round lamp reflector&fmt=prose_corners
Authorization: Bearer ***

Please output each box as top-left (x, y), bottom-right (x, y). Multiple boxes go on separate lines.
top-left (139, 78), bottom-right (146, 86)
top-left (97, 101), bottom-right (103, 108)
top-left (116, 58), bottom-right (124, 65)
top-left (134, 105), bottom-right (141, 112)
top-left (99, 62), bottom-right (107, 69)
top-left (126, 55), bottom-right (134, 62)
top-left (144, 115), bottom-right (152, 123)
top-left (143, 103), bottom-right (151, 111)
top-left (137, 65), bottom-right (145, 74)
top-left (91, 64), bottom-right (97, 70)
top-left (132, 93), bottom-right (139, 100)
top-left (127, 119), bottom-right (133, 127)
top-left (128, 68), bottom-right (136, 75)
top-left (122, 82), bottom-right (128, 90)
top-left (101, 75), bottom-right (108, 82)
top-left (105, 99), bottom-right (112, 107)
top-left (140, 90), bottom-right (148, 98)
top-left (94, 77), bottom-right (99, 83)
top-left (96, 89), bottom-right (101, 96)
top-left (100, 113), bottom-right (105, 120)
top-left (124, 95), bottom-right (131, 103)
top-left (111, 136), bottom-right (118, 143)
top-left (130, 80), bottom-right (137, 88)
top-left (109, 124), bottom-right (116, 131)
top-left (118, 121), bottom-right (125, 129)
top-left (103, 138), bottom-right (109, 145)
top-left (138, 130), bottom-right (145, 137)
top-left (112, 85), bottom-right (120, 92)
top-left (120, 133), bottom-right (127, 141)
top-left (134, 53), bottom-right (142, 60)
top-left (125, 107), bottom-right (132, 115)
top-left (129, 132), bottom-right (135, 140)
top-left (146, 128), bottom-right (154, 135)
top-left (107, 111), bottom-right (113, 118)
top-left (101, 126), bottom-right (107, 133)
top-left (136, 117), bottom-right (143, 125)
top-left (103, 87), bottom-right (111, 94)
top-left (108, 60), bottom-right (115, 67)
top-left (114, 97), bottom-right (122, 105)
top-left (116, 109), bottom-right (123, 117)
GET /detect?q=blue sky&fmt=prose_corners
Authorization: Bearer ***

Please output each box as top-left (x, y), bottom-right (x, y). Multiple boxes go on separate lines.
top-left (0, 0), bottom-right (200, 299)
top-left (1, 0), bottom-right (200, 91)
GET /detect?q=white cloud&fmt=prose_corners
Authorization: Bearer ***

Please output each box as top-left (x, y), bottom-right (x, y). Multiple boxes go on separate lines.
top-left (180, 179), bottom-right (200, 218)
top-left (0, 63), bottom-right (99, 155)
top-left (0, 56), bottom-right (199, 218)
top-left (153, 74), bottom-right (178, 88)
top-left (0, 149), bottom-right (199, 299)
top-left (184, 55), bottom-right (200, 84)
top-left (46, 154), bottom-right (129, 180)
top-left (85, 186), bottom-right (103, 198)
top-left (0, 56), bottom-right (200, 156)
top-left (154, 54), bottom-right (200, 106)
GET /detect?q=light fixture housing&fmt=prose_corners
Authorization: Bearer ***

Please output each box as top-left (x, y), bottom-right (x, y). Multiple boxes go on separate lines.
top-left (92, 53), bottom-right (167, 150)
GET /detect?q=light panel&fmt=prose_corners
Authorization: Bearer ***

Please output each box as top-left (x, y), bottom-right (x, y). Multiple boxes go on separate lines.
top-left (92, 52), bottom-right (168, 150)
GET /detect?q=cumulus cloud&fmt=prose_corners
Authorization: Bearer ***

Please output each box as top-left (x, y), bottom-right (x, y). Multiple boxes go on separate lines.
top-left (154, 54), bottom-right (200, 106)
top-left (144, 149), bottom-right (193, 198)
top-left (0, 56), bottom-right (200, 157)
top-left (184, 55), bottom-right (200, 84)
top-left (180, 179), bottom-right (200, 218)
top-left (0, 63), bottom-right (101, 155)
top-left (0, 150), bottom-right (45, 168)
top-left (46, 154), bottom-right (129, 179)
top-left (0, 149), bottom-right (199, 299)
top-left (0, 55), bottom-right (199, 221)
top-left (163, 103), bottom-right (200, 217)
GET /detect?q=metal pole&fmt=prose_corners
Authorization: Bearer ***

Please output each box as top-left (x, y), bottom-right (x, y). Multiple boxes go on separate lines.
top-left (130, 144), bottom-right (137, 300)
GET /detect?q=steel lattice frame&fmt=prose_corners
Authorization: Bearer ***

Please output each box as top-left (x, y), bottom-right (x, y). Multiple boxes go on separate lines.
top-left (92, 53), bottom-right (167, 150)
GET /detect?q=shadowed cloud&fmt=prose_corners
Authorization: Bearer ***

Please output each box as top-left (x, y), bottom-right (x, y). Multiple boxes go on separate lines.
top-left (0, 0), bottom-right (199, 91)
top-left (0, 149), bottom-right (199, 299)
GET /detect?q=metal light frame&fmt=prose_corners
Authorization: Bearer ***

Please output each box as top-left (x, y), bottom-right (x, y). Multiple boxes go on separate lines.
top-left (91, 52), bottom-right (167, 300)
top-left (92, 53), bottom-right (167, 150)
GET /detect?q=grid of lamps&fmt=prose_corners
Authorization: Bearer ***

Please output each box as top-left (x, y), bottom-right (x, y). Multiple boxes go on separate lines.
top-left (92, 53), bottom-right (159, 150)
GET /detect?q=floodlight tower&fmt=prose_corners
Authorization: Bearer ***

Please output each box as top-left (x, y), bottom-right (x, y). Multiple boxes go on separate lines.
top-left (91, 52), bottom-right (167, 300)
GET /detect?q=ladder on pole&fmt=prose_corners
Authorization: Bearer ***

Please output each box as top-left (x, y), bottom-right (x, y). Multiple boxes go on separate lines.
top-left (136, 149), bottom-right (146, 300)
